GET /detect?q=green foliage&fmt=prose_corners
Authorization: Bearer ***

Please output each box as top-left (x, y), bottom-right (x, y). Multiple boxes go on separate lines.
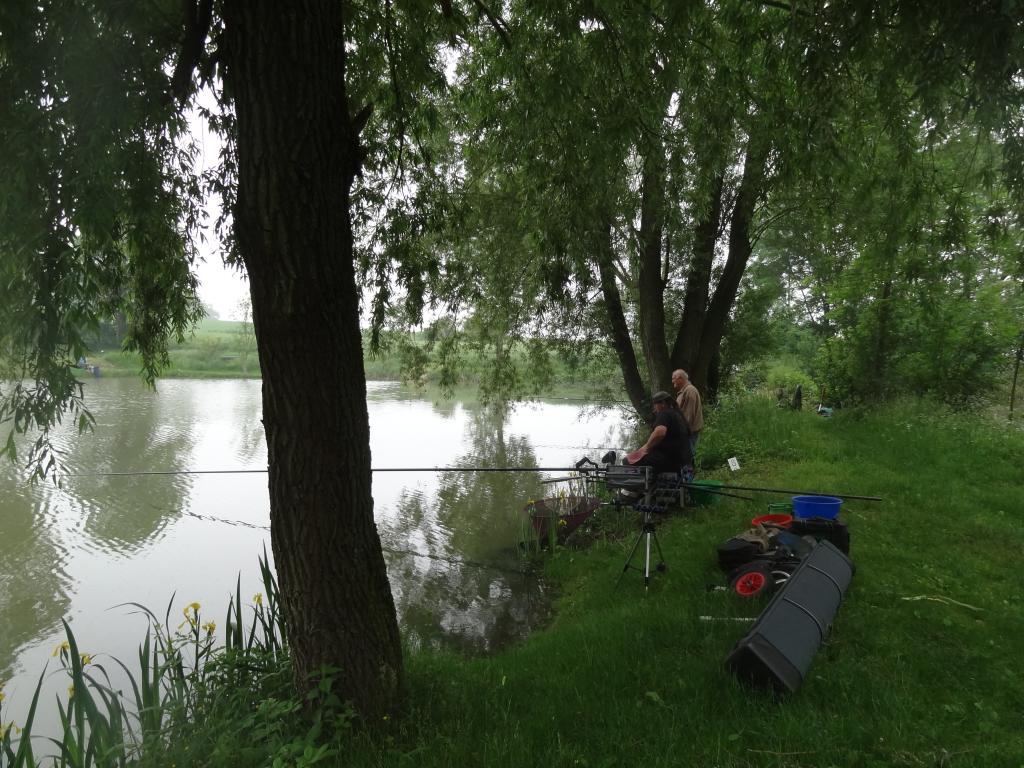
top-left (755, 122), bottom-right (1024, 407)
top-left (352, 0), bottom-right (1024, 418)
top-left (0, 2), bottom-right (203, 478)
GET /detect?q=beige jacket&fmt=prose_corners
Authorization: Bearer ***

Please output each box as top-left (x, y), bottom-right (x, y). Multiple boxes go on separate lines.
top-left (676, 383), bottom-right (704, 434)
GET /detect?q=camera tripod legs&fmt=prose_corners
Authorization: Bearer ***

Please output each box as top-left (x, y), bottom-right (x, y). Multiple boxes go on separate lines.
top-left (616, 512), bottom-right (667, 591)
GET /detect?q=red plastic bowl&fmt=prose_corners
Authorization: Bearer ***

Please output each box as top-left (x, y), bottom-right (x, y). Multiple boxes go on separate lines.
top-left (751, 513), bottom-right (793, 529)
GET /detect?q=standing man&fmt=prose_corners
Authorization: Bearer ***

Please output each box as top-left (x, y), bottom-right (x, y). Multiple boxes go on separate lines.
top-left (672, 369), bottom-right (704, 461)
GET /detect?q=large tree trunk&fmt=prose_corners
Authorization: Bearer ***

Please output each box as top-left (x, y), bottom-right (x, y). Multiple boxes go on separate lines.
top-left (671, 171), bottom-right (725, 373)
top-left (1010, 329), bottom-right (1023, 421)
top-left (692, 138), bottom-right (768, 393)
top-left (636, 146), bottom-right (672, 392)
top-left (223, 0), bottom-right (403, 718)
top-left (594, 222), bottom-right (649, 421)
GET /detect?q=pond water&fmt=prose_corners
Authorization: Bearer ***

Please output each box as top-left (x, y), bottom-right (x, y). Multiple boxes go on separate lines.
top-left (0, 378), bottom-right (629, 733)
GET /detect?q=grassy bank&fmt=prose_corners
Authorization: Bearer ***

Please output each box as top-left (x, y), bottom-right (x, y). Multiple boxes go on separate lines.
top-left (375, 399), bottom-right (1024, 767)
top-left (4, 398), bottom-right (1023, 767)
top-left (81, 319), bottom-right (260, 379)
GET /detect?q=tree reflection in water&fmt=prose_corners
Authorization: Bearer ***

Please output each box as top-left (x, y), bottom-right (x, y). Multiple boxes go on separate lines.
top-left (0, 461), bottom-right (70, 680)
top-left (381, 403), bottom-right (553, 655)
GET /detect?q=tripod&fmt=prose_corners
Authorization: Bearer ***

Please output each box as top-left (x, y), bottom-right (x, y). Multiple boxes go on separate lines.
top-left (616, 486), bottom-right (667, 591)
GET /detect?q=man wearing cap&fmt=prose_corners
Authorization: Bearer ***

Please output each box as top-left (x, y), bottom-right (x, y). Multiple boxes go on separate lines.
top-left (624, 391), bottom-right (694, 476)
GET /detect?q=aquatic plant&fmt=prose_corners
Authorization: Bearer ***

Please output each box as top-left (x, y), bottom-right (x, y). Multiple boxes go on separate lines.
top-left (0, 549), bottom-right (288, 768)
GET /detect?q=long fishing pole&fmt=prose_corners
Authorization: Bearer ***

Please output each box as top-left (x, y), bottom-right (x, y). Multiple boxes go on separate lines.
top-left (692, 482), bottom-right (882, 502)
top-left (683, 486), bottom-right (756, 502)
top-left (68, 468), bottom-right (881, 502)
top-left (71, 467), bottom-right (595, 478)
top-left (538, 473), bottom-right (756, 501)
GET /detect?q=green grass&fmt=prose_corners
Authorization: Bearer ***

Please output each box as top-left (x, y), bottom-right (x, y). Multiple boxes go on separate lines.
top-left (373, 399), bottom-right (1024, 767)
top-left (4, 398), bottom-right (1024, 767)
top-left (83, 318), bottom-right (261, 379)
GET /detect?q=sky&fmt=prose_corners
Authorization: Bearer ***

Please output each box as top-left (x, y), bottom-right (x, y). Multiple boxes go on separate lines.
top-left (187, 94), bottom-right (398, 326)
top-left (190, 95), bottom-right (249, 321)
top-left (197, 251), bottom-right (248, 321)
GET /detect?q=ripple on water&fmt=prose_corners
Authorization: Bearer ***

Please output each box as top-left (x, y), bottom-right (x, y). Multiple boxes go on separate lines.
top-left (49, 475), bottom-right (185, 557)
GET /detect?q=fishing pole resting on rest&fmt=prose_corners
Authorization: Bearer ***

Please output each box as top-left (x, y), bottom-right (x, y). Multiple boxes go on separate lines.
top-left (71, 466), bottom-right (610, 477)
top-left (71, 462), bottom-right (882, 503)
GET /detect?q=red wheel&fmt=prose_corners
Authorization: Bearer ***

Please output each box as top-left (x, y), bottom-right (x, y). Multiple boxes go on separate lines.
top-left (729, 562), bottom-right (775, 598)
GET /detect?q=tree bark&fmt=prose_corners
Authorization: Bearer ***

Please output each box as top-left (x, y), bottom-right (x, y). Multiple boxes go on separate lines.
top-left (223, 0), bottom-right (403, 718)
top-left (871, 276), bottom-right (894, 400)
top-left (1010, 330), bottom-right (1023, 421)
top-left (692, 138), bottom-right (767, 393)
top-left (594, 222), bottom-right (649, 421)
top-left (636, 146), bottom-right (672, 392)
top-left (671, 171), bottom-right (725, 373)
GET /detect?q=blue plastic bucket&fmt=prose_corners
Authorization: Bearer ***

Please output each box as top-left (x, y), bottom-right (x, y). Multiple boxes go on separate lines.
top-left (792, 495), bottom-right (843, 520)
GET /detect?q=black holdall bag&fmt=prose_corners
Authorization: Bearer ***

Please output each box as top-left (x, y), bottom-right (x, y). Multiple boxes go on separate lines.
top-left (789, 517), bottom-right (850, 554)
top-left (717, 537), bottom-right (760, 571)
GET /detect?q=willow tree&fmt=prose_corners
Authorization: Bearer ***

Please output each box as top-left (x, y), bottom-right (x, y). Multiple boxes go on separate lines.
top-left (374, 0), bottom-right (828, 420)
top-left (0, 0), bottom-right (456, 717)
top-left (368, 0), bottom-right (1024, 422)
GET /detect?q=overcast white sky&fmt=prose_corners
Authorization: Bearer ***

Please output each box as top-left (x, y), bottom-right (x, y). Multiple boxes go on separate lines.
top-left (190, 95), bottom-right (249, 321)
top-left (197, 250), bottom-right (248, 320)
top-left (187, 94), bottom-right (395, 326)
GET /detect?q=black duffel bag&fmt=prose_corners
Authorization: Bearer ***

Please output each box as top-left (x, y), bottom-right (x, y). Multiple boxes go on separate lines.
top-left (789, 516), bottom-right (850, 554)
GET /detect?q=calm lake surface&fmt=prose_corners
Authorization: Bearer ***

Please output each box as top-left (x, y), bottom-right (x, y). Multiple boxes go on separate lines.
top-left (0, 378), bottom-right (627, 730)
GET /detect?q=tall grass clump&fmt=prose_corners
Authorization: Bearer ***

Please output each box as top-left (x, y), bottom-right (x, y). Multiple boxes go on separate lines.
top-left (697, 388), bottom-right (817, 471)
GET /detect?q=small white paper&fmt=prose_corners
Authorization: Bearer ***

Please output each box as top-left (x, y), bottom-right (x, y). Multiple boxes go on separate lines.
top-left (727, 457), bottom-right (741, 472)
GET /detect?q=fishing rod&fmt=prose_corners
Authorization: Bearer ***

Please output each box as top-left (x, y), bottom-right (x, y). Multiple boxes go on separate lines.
top-left (180, 510), bottom-right (525, 574)
top-left (690, 482), bottom-right (882, 502)
top-left (71, 467), bottom-right (598, 478)
top-left (69, 467), bottom-right (881, 502)
top-left (540, 474), bottom-right (756, 502)
top-left (681, 486), bottom-right (756, 502)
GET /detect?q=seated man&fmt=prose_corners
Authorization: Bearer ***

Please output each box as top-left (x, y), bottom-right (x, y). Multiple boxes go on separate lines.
top-left (625, 391), bottom-right (694, 478)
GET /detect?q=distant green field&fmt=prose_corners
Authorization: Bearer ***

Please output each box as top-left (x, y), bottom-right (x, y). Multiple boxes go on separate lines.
top-left (85, 322), bottom-right (616, 389)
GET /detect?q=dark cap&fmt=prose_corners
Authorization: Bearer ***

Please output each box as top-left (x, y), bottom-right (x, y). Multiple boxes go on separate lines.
top-left (651, 390), bottom-right (673, 404)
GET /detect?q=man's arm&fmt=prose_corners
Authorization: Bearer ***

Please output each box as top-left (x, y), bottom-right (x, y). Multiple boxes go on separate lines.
top-left (633, 424), bottom-right (667, 458)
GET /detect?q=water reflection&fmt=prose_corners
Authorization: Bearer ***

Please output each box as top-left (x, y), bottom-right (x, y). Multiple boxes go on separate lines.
top-left (382, 404), bottom-right (550, 654)
top-left (50, 382), bottom-right (193, 554)
top-left (1, 380), bottom-right (623, 731)
top-left (0, 462), bottom-right (70, 681)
